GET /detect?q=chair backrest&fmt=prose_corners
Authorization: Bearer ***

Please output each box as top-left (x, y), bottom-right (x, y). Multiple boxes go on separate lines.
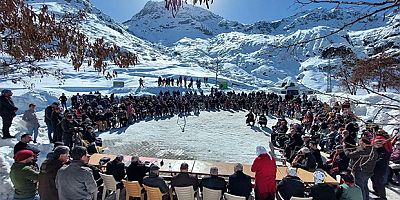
top-left (174, 186), bottom-right (195, 200)
top-left (290, 197), bottom-right (313, 200)
top-left (224, 193), bottom-right (246, 200)
top-left (143, 185), bottom-right (163, 200)
top-left (122, 180), bottom-right (141, 198)
top-left (100, 173), bottom-right (117, 191)
top-left (203, 187), bottom-right (222, 200)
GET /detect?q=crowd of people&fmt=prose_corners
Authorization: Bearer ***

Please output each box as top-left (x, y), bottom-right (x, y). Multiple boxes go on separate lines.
top-left (1, 88), bottom-right (400, 200)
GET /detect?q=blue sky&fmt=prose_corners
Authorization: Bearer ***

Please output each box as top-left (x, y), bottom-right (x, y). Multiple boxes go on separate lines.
top-left (90, 0), bottom-right (332, 24)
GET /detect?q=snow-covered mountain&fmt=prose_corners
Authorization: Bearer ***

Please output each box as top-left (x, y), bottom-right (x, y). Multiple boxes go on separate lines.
top-left (123, 1), bottom-right (386, 45)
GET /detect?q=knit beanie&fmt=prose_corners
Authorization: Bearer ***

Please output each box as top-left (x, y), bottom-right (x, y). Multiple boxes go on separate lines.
top-left (14, 150), bottom-right (34, 162)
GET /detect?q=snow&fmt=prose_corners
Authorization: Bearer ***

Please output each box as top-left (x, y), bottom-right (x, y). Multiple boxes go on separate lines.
top-left (1, 0), bottom-right (400, 199)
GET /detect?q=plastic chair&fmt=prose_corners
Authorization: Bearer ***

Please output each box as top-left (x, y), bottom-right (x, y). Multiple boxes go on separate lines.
top-left (202, 187), bottom-right (222, 200)
top-left (174, 186), bottom-right (195, 200)
top-left (290, 197), bottom-right (313, 200)
top-left (143, 185), bottom-right (163, 200)
top-left (122, 180), bottom-right (144, 200)
top-left (100, 173), bottom-right (121, 200)
top-left (224, 193), bottom-right (246, 200)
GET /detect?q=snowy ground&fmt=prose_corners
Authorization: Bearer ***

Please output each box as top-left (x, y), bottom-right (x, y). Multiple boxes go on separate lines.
top-left (0, 58), bottom-right (399, 199)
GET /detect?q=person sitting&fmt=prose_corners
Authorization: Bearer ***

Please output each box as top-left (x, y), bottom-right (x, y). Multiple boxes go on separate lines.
top-left (126, 156), bottom-right (149, 184)
top-left (171, 163), bottom-right (199, 192)
top-left (227, 163), bottom-right (252, 199)
top-left (258, 113), bottom-right (268, 128)
top-left (336, 171), bottom-right (363, 200)
top-left (276, 167), bottom-right (305, 200)
top-left (309, 169), bottom-right (336, 200)
top-left (309, 141), bottom-right (324, 169)
top-left (325, 145), bottom-right (350, 176)
top-left (245, 111), bottom-right (255, 126)
top-left (199, 167), bottom-right (226, 193)
top-left (389, 141), bottom-right (400, 185)
top-left (291, 147), bottom-right (317, 171)
top-left (105, 155), bottom-right (125, 189)
top-left (143, 165), bottom-right (170, 200)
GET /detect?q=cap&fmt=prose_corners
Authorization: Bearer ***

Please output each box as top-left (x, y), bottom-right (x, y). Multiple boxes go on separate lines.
top-left (302, 134), bottom-right (311, 139)
top-left (1, 89), bottom-right (12, 95)
top-left (300, 147), bottom-right (311, 154)
top-left (14, 150), bottom-right (34, 162)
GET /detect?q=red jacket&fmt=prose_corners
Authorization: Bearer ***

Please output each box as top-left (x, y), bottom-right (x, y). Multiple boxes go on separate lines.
top-left (251, 154), bottom-right (277, 193)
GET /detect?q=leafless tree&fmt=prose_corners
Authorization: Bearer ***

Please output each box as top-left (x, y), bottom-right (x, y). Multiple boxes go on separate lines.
top-left (0, 0), bottom-right (138, 86)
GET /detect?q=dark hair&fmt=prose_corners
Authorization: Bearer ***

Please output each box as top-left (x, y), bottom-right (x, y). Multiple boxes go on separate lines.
top-left (180, 162), bottom-right (189, 170)
top-left (340, 171), bottom-right (355, 183)
top-left (70, 146), bottom-right (87, 160)
top-left (53, 146), bottom-right (70, 159)
top-left (53, 142), bottom-right (65, 150)
top-left (21, 133), bottom-right (32, 139)
top-left (28, 103), bottom-right (36, 108)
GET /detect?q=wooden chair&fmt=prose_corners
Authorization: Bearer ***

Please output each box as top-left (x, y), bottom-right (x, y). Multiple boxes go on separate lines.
top-left (202, 187), bottom-right (222, 200)
top-left (224, 193), bottom-right (246, 200)
top-left (174, 186), bottom-right (195, 200)
top-left (143, 185), bottom-right (163, 200)
top-left (100, 173), bottom-right (121, 200)
top-left (290, 197), bottom-right (313, 200)
top-left (122, 180), bottom-right (144, 200)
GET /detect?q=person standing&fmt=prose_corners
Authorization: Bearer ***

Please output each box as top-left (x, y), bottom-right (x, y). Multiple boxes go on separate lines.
top-left (0, 89), bottom-right (18, 139)
top-left (56, 146), bottom-right (97, 200)
top-left (10, 150), bottom-right (39, 200)
top-left (38, 146), bottom-right (70, 200)
top-left (251, 146), bottom-right (277, 200)
top-left (44, 102), bottom-right (59, 143)
top-left (22, 104), bottom-right (40, 143)
top-left (347, 137), bottom-right (378, 200)
top-left (59, 93), bottom-right (68, 110)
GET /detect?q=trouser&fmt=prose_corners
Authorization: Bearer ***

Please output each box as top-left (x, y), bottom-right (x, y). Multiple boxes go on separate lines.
top-left (354, 171), bottom-right (372, 200)
top-left (1, 116), bottom-right (13, 137)
top-left (372, 170), bottom-right (387, 200)
top-left (27, 127), bottom-right (39, 142)
top-left (46, 121), bottom-right (53, 142)
top-left (63, 134), bottom-right (73, 148)
top-left (61, 101), bottom-right (67, 110)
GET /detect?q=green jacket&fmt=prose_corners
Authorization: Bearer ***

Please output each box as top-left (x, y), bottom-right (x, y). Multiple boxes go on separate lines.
top-left (10, 162), bottom-right (39, 199)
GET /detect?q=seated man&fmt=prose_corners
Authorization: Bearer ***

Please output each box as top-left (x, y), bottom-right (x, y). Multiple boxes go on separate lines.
top-left (199, 167), bottom-right (226, 193)
top-left (143, 165), bottom-right (170, 200)
top-left (227, 163), bottom-right (252, 199)
top-left (171, 163), bottom-right (199, 191)
top-left (336, 171), bottom-right (363, 200)
top-left (126, 155), bottom-right (149, 184)
top-left (309, 169), bottom-right (335, 200)
top-left (277, 167), bottom-right (305, 200)
top-left (291, 147), bottom-right (317, 171)
top-left (105, 155), bottom-right (125, 189)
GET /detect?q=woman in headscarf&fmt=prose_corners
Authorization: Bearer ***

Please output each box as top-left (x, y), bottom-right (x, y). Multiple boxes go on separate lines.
top-left (251, 146), bottom-right (277, 200)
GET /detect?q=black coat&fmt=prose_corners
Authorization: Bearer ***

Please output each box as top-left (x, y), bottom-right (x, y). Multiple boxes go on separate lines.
top-left (171, 173), bottom-right (199, 191)
top-left (0, 95), bottom-right (18, 118)
top-left (106, 160), bottom-right (125, 182)
top-left (143, 173), bottom-right (169, 193)
top-left (126, 162), bottom-right (149, 184)
top-left (200, 175), bottom-right (226, 192)
top-left (310, 183), bottom-right (336, 200)
top-left (277, 176), bottom-right (305, 200)
top-left (227, 171), bottom-right (252, 198)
